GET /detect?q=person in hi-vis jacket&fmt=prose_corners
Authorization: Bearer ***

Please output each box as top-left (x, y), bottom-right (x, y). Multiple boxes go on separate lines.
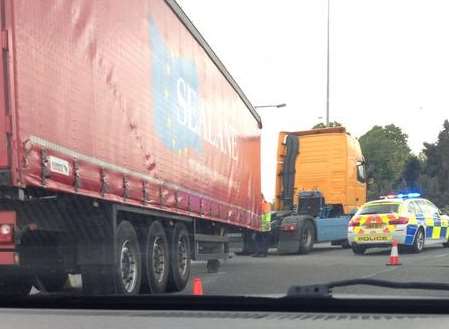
top-left (253, 194), bottom-right (272, 257)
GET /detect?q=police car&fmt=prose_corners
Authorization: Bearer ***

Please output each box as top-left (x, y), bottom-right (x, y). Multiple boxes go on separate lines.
top-left (348, 193), bottom-right (449, 255)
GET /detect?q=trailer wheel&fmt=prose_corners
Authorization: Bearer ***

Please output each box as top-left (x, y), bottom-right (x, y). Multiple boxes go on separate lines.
top-left (144, 221), bottom-right (170, 293)
top-left (0, 277), bottom-right (32, 296)
top-left (166, 223), bottom-right (191, 292)
top-left (114, 221), bottom-right (142, 295)
top-left (298, 220), bottom-right (315, 254)
top-left (82, 221), bottom-right (142, 295)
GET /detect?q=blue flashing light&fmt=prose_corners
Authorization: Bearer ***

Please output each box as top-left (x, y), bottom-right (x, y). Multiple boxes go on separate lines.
top-left (379, 193), bottom-right (421, 200)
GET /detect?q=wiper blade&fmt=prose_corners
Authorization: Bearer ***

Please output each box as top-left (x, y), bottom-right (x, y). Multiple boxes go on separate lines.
top-left (287, 279), bottom-right (449, 298)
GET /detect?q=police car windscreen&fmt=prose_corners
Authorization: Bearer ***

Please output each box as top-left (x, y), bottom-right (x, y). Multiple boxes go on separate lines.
top-left (358, 203), bottom-right (399, 215)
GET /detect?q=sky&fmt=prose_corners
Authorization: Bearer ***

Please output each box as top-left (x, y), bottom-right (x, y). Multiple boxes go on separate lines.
top-left (176, 0), bottom-right (449, 200)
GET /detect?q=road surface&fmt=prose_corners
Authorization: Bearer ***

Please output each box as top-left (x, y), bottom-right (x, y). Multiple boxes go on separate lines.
top-left (183, 243), bottom-right (449, 298)
top-left (34, 243), bottom-right (449, 298)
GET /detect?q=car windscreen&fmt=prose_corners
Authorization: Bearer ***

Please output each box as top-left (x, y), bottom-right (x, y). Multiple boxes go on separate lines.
top-left (358, 203), bottom-right (400, 215)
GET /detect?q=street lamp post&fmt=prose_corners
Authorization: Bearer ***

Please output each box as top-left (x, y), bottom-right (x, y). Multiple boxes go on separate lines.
top-left (254, 103), bottom-right (286, 109)
top-left (326, 0), bottom-right (330, 127)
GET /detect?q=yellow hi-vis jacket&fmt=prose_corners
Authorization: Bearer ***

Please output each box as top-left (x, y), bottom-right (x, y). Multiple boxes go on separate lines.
top-left (261, 200), bottom-right (272, 232)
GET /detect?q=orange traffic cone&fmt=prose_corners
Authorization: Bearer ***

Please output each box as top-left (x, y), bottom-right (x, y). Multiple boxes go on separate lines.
top-left (386, 239), bottom-right (401, 266)
top-left (192, 277), bottom-right (204, 295)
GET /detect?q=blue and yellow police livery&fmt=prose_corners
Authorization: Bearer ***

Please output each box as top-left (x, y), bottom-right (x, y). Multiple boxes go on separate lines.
top-left (348, 194), bottom-right (449, 255)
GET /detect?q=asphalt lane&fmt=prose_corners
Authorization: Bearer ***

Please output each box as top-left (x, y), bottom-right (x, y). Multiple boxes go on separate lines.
top-left (183, 242), bottom-right (449, 298)
top-left (32, 242), bottom-right (449, 298)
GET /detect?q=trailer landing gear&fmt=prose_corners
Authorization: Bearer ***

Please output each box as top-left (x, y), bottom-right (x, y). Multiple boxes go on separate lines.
top-left (206, 259), bottom-right (220, 273)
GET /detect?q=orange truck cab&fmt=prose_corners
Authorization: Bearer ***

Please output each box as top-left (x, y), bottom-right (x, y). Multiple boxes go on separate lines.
top-left (270, 127), bottom-right (367, 254)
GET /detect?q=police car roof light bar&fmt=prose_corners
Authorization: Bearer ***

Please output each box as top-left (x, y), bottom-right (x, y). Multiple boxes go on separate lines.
top-left (380, 193), bottom-right (421, 200)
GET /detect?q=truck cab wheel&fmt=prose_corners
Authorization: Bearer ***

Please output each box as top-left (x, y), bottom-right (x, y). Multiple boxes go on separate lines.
top-left (298, 220), bottom-right (315, 255)
top-left (166, 223), bottom-right (191, 292)
top-left (144, 221), bottom-right (170, 293)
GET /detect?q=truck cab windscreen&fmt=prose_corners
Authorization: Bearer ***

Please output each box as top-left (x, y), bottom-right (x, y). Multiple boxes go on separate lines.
top-left (297, 196), bottom-right (322, 217)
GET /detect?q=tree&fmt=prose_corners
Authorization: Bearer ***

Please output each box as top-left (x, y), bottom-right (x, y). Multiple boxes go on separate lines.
top-left (401, 156), bottom-right (422, 191)
top-left (419, 120), bottom-right (449, 208)
top-left (312, 121), bottom-right (342, 129)
top-left (359, 125), bottom-right (411, 200)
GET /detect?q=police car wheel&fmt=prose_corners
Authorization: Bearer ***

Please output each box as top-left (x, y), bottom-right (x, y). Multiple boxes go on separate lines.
top-left (443, 239), bottom-right (449, 248)
top-left (411, 228), bottom-right (425, 253)
top-left (351, 244), bottom-right (366, 255)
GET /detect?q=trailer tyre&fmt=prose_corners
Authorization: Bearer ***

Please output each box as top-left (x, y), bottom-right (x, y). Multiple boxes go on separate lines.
top-left (114, 221), bottom-right (142, 295)
top-left (166, 223), bottom-right (191, 292)
top-left (82, 221), bottom-right (142, 295)
top-left (298, 220), bottom-right (315, 254)
top-left (144, 221), bottom-right (170, 293)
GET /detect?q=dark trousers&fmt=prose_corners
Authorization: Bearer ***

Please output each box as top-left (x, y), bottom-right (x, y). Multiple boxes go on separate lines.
top-left (255, 231), bottom-right (270, 255)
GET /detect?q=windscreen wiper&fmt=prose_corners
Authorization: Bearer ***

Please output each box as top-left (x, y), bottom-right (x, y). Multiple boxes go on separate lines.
top-left (287, 278), bottom-right (449, 298)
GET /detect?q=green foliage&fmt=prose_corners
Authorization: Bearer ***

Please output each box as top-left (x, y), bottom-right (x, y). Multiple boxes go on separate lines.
top-left (356, 120), bottom-right (449, 210)
top-left (419, 120), bottom-right (449, 208)
top-left (312, 121), bottom-right (342, 129)
top-left (402, 156), bottom-right (422, 190)
top-left (299, 120), bottom-right (449, 209)
top-left (359, 124), bottom-right (411, 200)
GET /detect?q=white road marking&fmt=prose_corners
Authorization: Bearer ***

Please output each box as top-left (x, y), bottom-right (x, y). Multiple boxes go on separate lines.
top-left (360, 267), bottom-right (399, 279)
top-left (431, 253), bottom-right (449, 259)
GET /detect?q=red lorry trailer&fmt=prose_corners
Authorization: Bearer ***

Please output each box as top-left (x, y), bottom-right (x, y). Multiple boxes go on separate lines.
top-left (0, 0), bottom-right (262, 295)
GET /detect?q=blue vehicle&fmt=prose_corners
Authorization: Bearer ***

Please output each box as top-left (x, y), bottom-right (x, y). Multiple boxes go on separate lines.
top-left (271, 191), bottom-right (354, 254)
